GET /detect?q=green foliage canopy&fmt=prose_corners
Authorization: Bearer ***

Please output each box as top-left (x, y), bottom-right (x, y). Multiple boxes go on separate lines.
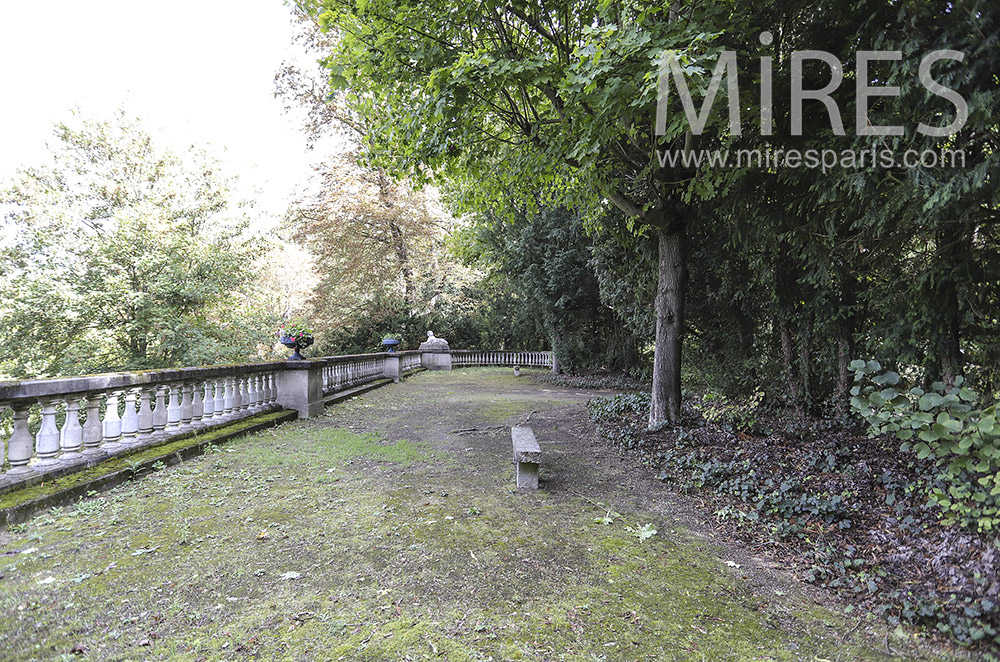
top-left (0, 112), bottom-right (270, 377)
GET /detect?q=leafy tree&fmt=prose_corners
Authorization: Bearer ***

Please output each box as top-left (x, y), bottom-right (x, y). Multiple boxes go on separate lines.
top-left (301, 0), bottom-right (752, 424)
top-left (0, 111), bottom-right (270, 378)
top-left (683, 0), bottom-right (999, 409)
top-left (459, 205), bottom-right (645, 374)
top-left (287, 151), bottom-right (485, 354)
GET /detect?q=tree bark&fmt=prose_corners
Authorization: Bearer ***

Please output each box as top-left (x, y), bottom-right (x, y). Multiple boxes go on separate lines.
top-left (835, 338), bottom-right (851, 417)
top-left (935, 224), bottom-right (968, 386)
top-left (779, 320), bottom-right (802, 413)
top-left (649, 226), bottom-right (686, 426)
top-left (834, 270), bottom-right (858, 417)
top-left (387, 221), bottom-right (415, 305)
top-left (549, 320), bottom-right (562, 375)
top-left (798, 312), bottom-right (812, 412)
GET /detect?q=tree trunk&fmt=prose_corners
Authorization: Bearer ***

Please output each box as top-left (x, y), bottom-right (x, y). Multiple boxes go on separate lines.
top-left (779, 320), bottom-right (802, 412)
top-left (834, 270), bottom-right (858, 417)
top-left (388, 222), bottom-right (415, 305)
top-left (932, 222), bottom-right (970, 386)
top-left (649, 226), bottom-right (686, 426)
top-left (550, 322), bottom-right (562, 375)
top-left (798, 313), bottom-right (812, 412)
top-left (835, 338), bottom-right (851, 417)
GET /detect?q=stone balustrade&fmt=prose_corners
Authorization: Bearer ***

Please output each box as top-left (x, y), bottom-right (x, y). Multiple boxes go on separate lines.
top-left (0, 348), bottom-right (552, 492)
top-left (451, 350), bottom-right (553, 369)
top-left (320, 353), bottom-right (390, 393)
top-left (0, 363), bottom-right (285, 490)
top-left (400, 351), bottom-right (422, 374)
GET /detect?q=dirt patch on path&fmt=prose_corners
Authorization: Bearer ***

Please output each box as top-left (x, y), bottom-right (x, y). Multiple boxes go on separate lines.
top-left (0, 369), bottom-right (964, 661)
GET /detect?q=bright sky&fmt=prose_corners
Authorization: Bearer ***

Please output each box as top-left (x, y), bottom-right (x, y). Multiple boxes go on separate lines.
top-left (0, 0), bottom-right (323, 224)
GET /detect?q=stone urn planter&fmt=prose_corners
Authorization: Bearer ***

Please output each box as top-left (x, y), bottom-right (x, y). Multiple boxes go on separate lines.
top-left (278, 321), bottom-right (314, 360)
top-left (280, 335), bottom-right (314, 360)
top-left (381, 337), bottom-right (401, 353)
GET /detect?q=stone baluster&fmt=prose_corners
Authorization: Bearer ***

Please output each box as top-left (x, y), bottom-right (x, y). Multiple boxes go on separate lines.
top-left (34, 397), bottom-right (62, 465)
top-left (248, 375), bottom-right (259, 410)
top-left (223, 377), bottom-right (235, 416)
top-left (246, 375), bottom-right (259, 411)
top-left (61, 394), bottom-right (85, 454)
top-left (201, 381), bottom-right (214, 421)
top-left (193, 381), bottom-right (204, 423)
top-left (212, 379), bottom-right (225, 419)
top-left (259, 374), bottom-right (269, 406)
top-left (82, 394), bottom-right (104, 452)
top-left (180, 383), bottom-right (194, 429)
top-left (6, 402), bottom-right (35, 474)
top-left (166, 384), bottom-right (182, 430)
top-left (121, 388), bottom-right (139, 443)
top-left (152, 386), bottom-right (168, 436)
top-left (244, 375), bottom-right (255, 411)
top-left (0, 405), bottom-right (7, 485)
top-left (232, 376), bottom-right (244, 413)
top-left (103, 390), bottom-right (123, 444)
top-left (137, 387), bottom-right (154, 438)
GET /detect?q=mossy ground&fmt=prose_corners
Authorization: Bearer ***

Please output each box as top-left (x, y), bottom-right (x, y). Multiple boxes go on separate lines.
top-left (0, 369), bottom-right (965, 661)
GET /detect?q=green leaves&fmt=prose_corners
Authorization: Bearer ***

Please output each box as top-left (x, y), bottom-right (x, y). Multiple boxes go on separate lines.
top-left (0, 112), bottom-right (268, 377)
top-left (627, 522), bottom-right (658, 542)
top-left (919, 393), bottom-right (945, 411)
top-left (848, 361), bottom-right (1000, 533)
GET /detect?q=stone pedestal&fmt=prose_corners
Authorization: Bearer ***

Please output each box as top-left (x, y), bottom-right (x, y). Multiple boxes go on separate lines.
top-left (275, 361), bottom-right (325, 418)
top-left (383, 356), bottom-right (401, 383)
top-left (419, 331), bottom-right (452, 370)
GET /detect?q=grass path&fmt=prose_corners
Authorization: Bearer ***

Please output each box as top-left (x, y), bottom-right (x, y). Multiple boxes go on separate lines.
top-left (0, 369), bottom-right (963, 661)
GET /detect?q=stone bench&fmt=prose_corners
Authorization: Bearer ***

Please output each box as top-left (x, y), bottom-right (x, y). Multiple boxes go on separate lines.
top-left (511, 425), bottom-right (541, 489)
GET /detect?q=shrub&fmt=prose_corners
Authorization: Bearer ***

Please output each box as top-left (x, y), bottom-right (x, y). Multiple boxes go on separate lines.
top-left (693, 389), bottom-right (764, 432)
top-left (849, 359), bottom-right (1000, 532)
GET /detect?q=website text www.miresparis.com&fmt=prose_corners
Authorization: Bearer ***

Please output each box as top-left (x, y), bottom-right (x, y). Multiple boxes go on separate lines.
top-left (656, 145), bottom-right (966, 174)
top-left (653, 28), bottom-right (970, 174)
